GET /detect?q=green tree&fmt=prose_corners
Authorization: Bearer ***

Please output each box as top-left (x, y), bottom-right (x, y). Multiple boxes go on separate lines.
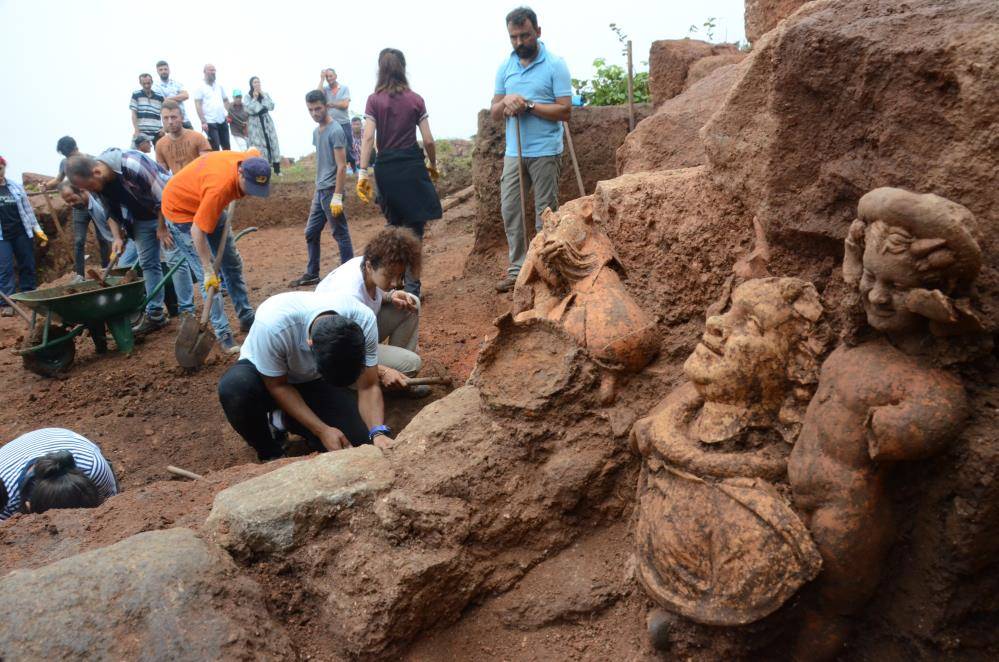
top-left (571, 23), bottom-right (650, 107)
top-left (572, 59), bottom-right (650, 106)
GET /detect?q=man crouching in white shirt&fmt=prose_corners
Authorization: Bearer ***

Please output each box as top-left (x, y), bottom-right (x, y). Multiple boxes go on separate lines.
top-left (217, 290), bottom-right (390, 460)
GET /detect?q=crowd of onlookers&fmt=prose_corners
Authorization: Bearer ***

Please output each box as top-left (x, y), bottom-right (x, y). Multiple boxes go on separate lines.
top-left (1, 6), bottom-right (572, 528)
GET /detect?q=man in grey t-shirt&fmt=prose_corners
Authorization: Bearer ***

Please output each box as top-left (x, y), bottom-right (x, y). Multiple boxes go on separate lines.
top-left (289, 89), bottom-right (353, 288)
top-left (319, 68), bottom-right (359, 172)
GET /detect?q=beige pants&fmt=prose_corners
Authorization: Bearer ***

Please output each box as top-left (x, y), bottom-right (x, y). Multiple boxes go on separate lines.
top-left (377, 297), bottom-right (421, 375)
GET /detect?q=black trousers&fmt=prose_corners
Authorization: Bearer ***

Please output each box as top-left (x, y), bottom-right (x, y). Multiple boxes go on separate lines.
top-left (218, 359), bottom-right (369, 460)
top-left (206, 122), bottom-right (231, 151)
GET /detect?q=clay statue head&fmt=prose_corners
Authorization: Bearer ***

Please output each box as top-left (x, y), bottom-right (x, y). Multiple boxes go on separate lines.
top-left (844, 187), bottom-right (982, 337)
top-left (684, 277), bottom-right (826, 443)
top-left (531, 199), bottom-right (618, 293)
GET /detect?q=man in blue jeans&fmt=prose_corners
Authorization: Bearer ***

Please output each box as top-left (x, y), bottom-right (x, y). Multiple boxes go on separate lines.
top-left (164, 215), bottom-right (240, 352)
top-left (161, 149), bottom-right (266, 342)
top-left (66, 148), bottom-right (172, 335)
top-left (288, 89), bottom-right (351, 287)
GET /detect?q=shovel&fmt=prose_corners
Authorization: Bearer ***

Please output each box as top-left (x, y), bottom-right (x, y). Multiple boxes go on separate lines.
top-left (86, 249), bottom-right (121, 287)
top-left (175, 221), bottom-right (231, 369)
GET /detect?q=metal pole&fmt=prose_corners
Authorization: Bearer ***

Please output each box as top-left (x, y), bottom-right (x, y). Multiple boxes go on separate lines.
top-left (563, 122), bottom-right (585, 198)
top-left (626, 40), bottom-right (635, 132)
top-left (514, 115), bottom-right (532, 253)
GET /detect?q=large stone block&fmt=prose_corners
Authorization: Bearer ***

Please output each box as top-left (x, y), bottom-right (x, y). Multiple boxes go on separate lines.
top-left (745, 0), bottom-right (812, 43)
top-left (0, 528), bottom-right (289, 661)
top-left (617, 59), bottom-right (748, 175)
top-left (704, 0), bottom-right (999, 289)
top-left (648, 39), bottom-right (741, 106)
top-left (205, 445), bottom-right (394, 557)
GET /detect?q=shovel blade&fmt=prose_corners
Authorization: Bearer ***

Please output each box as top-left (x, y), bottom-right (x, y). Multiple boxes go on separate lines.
top-left (175, 315), bottom-right (215, 368)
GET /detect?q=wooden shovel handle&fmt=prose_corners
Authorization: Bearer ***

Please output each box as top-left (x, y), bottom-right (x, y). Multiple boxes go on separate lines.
top-left (0, 291), bottom-right (33, 326)
top-left (200, 221), bottom-right (232, 326)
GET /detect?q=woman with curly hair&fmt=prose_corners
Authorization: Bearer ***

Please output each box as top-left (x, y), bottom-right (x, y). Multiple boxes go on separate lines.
top-left (316, 226), bottom-right (428, 397)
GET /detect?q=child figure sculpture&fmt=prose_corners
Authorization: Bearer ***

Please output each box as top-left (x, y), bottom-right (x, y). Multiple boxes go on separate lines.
top-left (788, 187), bottom-right (982, 659)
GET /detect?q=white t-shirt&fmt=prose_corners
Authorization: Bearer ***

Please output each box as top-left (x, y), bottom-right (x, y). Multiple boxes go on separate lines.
top-left (239, 291), bottom-right (378, 384)
top-left (194, 81), bottom-right (228, 123)
top-left (316, 256), bottom-right (382, 315)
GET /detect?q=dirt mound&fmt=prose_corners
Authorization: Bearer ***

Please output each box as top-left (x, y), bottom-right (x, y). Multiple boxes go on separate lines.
top-left (471, 105), bottom-right (652, 257)
top-left (616, 60), bottom-right (748, 175)
top-left (648, 39), bottom-right (742, 106)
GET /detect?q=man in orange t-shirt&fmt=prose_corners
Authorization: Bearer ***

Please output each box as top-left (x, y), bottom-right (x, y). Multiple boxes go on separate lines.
top-left (162, 149), bottom-right (271, 338)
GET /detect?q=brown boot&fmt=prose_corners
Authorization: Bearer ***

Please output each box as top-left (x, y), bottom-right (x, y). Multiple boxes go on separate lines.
top-left (494, 275), bottom-right (517, 293)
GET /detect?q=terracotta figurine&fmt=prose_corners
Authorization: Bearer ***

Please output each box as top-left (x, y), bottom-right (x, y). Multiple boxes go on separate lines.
top-left (511, 197), bottom-right (659, 403)
top-left (631, 277), bottom-right (827, 645)
top-left (788, 187), bottom-right (982, 659)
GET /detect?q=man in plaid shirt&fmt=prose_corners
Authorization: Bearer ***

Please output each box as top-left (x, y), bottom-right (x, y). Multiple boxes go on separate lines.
top-left (66, 148), bottom-right (174, 334)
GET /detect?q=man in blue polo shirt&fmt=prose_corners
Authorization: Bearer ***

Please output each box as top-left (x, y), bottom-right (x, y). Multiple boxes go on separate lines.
top-left (490, 6), bottom-right (572, 293)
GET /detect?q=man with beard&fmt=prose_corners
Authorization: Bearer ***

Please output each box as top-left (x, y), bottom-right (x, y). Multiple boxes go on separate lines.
top-left (130, 73), bottom-right (164, 144)
top-left (65, 149), bottom-right (171, 335)
top-left (489, 6), bottom-right (571, 294)
top-left (194, 63), bottom-right (231, 150)
top-left (152, 60), bottom-right (192, 130)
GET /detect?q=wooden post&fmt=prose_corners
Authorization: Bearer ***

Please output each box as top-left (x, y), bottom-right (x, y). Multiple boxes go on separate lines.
top-left (563, 122), bottom-right (586, 198)
top-left (514, 115), bottom-right (532, 252)
top-left (626, 40), bottom-right (635, 132)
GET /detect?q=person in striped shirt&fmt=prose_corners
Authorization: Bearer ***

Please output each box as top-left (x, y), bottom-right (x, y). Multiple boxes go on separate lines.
top-left (130, 74), bottom-right (164, 145)
top-left (0, 429), bottom-right (118, 521)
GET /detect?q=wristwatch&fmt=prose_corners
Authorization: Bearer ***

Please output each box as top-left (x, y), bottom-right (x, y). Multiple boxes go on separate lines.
top-left (369, 424), bottom-right (392, 442)
top-left (525, 101), bottom-right (536, 114)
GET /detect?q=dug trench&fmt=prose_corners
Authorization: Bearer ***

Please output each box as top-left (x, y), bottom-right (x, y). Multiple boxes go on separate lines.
top-left (0, 185), bottom-right (503, 557)
top-left (0, 180), bottom-right (660, 660)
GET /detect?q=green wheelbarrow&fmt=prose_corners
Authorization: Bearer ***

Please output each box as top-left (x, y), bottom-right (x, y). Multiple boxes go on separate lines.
top-left (10, 259), bottom-right (186, 377)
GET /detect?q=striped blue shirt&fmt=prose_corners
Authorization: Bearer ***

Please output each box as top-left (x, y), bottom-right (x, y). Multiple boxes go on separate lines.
top-left (129, 89), bottom-right (165, 135)
top-left (0, 428), bottom-right (118, 520)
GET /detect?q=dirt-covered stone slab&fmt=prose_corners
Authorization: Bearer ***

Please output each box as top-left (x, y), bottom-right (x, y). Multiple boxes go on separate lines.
top-left (0, 528), bottom-right (290, 661)
top-left (205, 444), bottom-right (394, 557)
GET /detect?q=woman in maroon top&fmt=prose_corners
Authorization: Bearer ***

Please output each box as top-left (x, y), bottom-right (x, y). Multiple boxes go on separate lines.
top-left (356, 48), bottom-right (442, 299)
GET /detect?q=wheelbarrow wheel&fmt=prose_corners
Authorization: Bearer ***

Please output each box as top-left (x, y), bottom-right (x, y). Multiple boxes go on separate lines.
top-left (22, 324), bottom-right (76, 377)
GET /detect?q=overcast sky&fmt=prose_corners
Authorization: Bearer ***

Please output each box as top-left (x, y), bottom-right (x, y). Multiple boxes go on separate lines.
top-left (0, 0), bottom-right (745, 181)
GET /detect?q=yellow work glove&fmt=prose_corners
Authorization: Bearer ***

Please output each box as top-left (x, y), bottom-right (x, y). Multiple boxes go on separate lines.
top-left (427, 165), bottom-right (440, 182)
top-left (34, 229), bottom-right (49, 246)
top-left (204, 271), bottom-right (221, 292)
top-left (329, 192), bottom-right (344, 216)
top-left (356, 168), bottom-right (374, 204)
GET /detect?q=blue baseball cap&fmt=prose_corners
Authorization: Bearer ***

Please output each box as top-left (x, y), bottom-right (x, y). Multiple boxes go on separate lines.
top-left (240, 157), bottom-right (271, 196)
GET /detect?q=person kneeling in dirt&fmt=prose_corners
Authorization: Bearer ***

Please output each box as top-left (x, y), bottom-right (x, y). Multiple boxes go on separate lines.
top-left (217, 290), bottom-right (391, 461)
top-left (0, 428), bottom-right (118, 520)
top-left (316, 227), bottom-right (429, 398)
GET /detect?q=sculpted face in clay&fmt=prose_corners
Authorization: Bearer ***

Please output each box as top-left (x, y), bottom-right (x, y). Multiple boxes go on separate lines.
top-left (684, 278), bottom-right (824, 443)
